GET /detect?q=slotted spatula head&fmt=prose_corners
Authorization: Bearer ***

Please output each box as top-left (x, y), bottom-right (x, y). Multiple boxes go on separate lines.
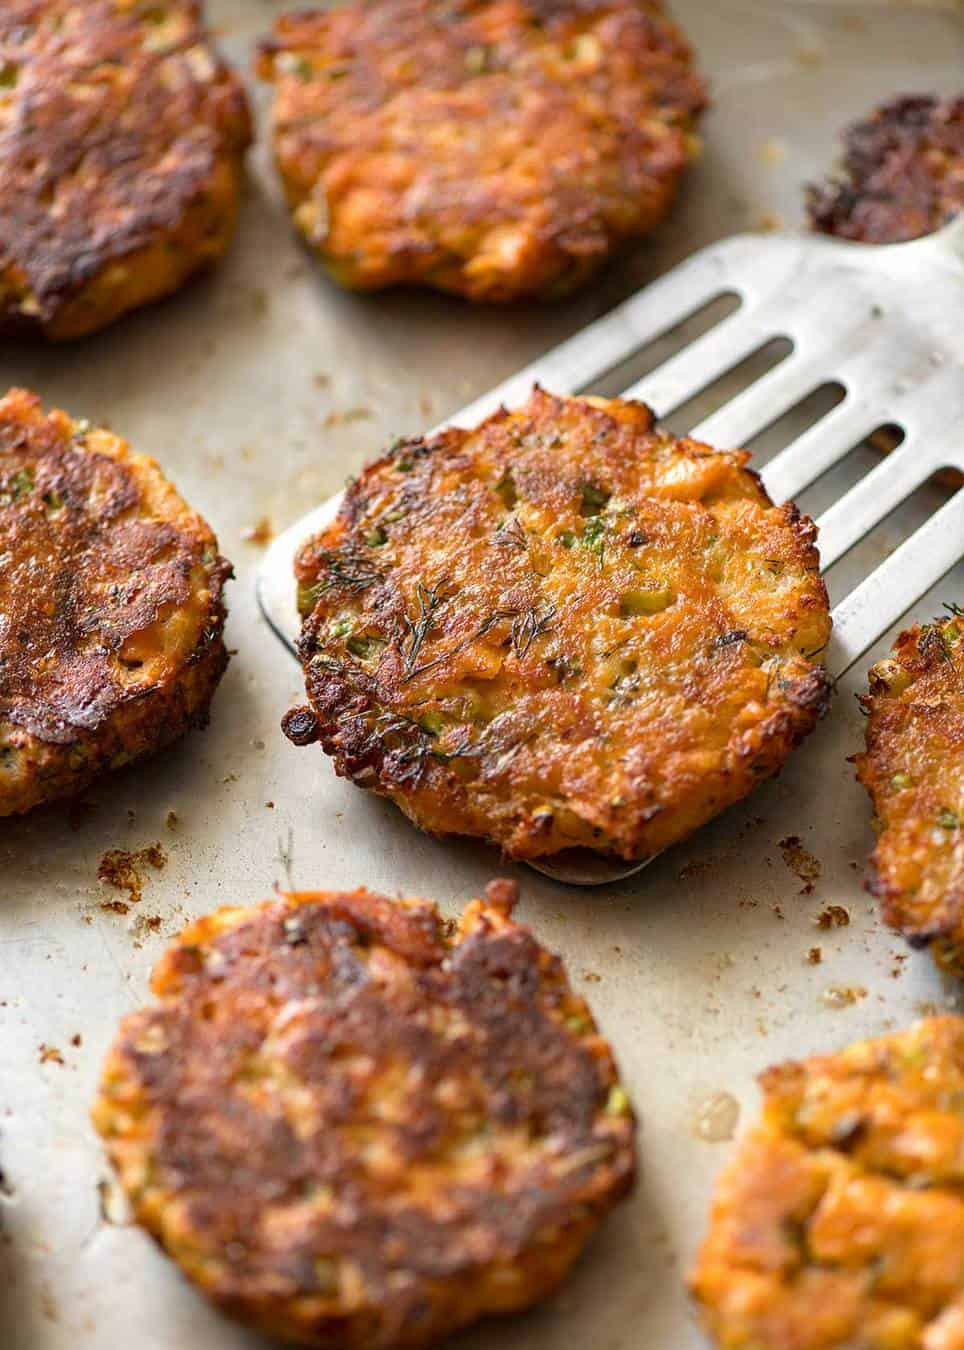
top-left (258, 217), bottom-right (964, 887)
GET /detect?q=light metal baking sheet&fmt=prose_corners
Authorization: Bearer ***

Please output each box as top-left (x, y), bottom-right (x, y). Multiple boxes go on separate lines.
top-left (1, 2), bottom-right (962, 1347)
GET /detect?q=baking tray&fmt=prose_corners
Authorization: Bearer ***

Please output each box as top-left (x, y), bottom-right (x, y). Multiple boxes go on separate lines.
top-left (1, 2), bottom-right (962, 1347)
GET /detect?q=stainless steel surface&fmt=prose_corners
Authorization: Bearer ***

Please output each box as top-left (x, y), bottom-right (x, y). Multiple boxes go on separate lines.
top-left (260, 216), bottom-right (964, 885)
top-left (2, 3), bottom-right (962, 1347)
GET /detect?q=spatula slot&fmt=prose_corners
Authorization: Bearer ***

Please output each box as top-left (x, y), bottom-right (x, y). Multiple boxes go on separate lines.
top-left (588, 291), bottom-right (741, 400)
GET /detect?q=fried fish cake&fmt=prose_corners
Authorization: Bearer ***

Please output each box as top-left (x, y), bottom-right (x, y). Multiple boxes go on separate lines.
top-left (853, 612), bottom-right (963, 968)
top-left (257, 0), bottom-right (706, 302)
top-left (92, 879), bottom-right (636, 1349)
top-left (691, 1016), bottom-right (964, 1350)
top-left (0, 388), bottom-right (231, 815)
top-left (0, 0), bottom-right (251, 341)
top-left (808, 94), bottom-right (963, 245)
top-left (283, 389), bottom-right (832, 863)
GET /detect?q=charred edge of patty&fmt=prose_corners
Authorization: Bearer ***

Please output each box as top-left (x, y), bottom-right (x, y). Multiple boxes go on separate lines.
top-left (853, 615), bottom-right (964, 949)
top-left (1, 568), bottom-right (230, 815)
top-left (807, 93), bottom-right (964, 244)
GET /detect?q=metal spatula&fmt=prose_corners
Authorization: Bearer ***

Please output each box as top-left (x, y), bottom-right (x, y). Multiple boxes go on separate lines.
top-left (258, 217), bottom-right (964, 886)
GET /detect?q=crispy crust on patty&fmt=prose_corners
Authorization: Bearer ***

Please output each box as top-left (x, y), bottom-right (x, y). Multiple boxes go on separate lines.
top-left (807, 94), bottom-right (963, 245)
top-left (0, 1), bottom-right (251, 340)
top-left (691, 1016), bottom-right (964, 1349)
top-left (284, 389), bottom-right (832, 862)
top-left (257, 0), bottom-right (706, 302)
top-left (0, 388), bottom-right (231, 815)
top-left (92, 880), bottom-right (636, 1349)
top-left (852, 613), bottom-right (963, 965)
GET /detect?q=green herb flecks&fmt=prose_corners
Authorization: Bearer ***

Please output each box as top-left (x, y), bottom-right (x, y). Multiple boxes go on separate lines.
top-left (938, 809), bottom-right (960, 831)
top-left (347, 633), bottom-right (386, 661)
top-left (1, 467), bottom-right (34, 505)
top-left (604, 1085), bottom-right (631, 1116)
top-left (464, 44), bottom-right (489, 74)
top-left (495, 470), bottom-right (518, 510)
top-left (582, 516), bottom-right (605, 562)
top-left (579, 482), bottom-right (610, 516)
top-left (620, 587), bottom-right (673, 617)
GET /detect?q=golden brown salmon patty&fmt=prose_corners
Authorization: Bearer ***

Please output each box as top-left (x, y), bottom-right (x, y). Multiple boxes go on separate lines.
top-left (0, 0), bottom-right (252, 340)
top-left (0, 388), bottom-right (231, 815)
top-left (283, 389), bottom-right (832, 863)
top-left (691, 1016), bottom-right (964, 1349)
top-left (808, 94), bottom-right (963, 245)
top-left (853, 612), bottom-right (963, 969)
top-left (257, 0), bottom-right (706, 302)
top-left (92, 880), bottom-right (636, 1349)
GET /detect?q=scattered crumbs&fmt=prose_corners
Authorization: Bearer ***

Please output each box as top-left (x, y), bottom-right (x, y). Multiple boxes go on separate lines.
top-left (678, 858), bottom-right (712, 881)
top-left (313, 372), bottom-right (331, 389)
top-left (582, 971), bottom-right (602, 984)
top-left (755, 211), bottom-right (785, 233)
top-left (40, 1285), bottom-right (59, 1323)
top-left (324, 407), bottom-right (372, 428)
top-left (771, 903), bottom-right (785, 920)
top-left (916, 1000), bottom-right (940, 1017)
top-left (252, 739), bottom-right (266, 751)
top-left (221, 773), bottom-right (239, 784)
top-left (822, 985), bottom-right (867, 1009)
top-left (816, 904), bottom-right (850, 930)
top-left (100, 899), bottom-right (129, 915)
top-left (694, 1091), bottom-right (740, 1142)
top-left (126, 808), bottom-right (136, 824)
top-left (165, 810), bottom-right (178, 832)
top-left (132, 913), bottom-right (163, 943)
top-left (38, 1043), bottom-right (63, 1065)
top-left (779, 835), bottom-right (821, 894)
top-left (97, 1176), bottom-right (130, 1227)
top-left (241, 516), bottom-right (274, 546)
top-left (757, 138), bottom-right (786, 166)
top-left (807, 946), bottom-right (823, 965)
top-left (265, 800), bottom-right (275, 809)
top-left (70, 1033), bottom-right (82, 1048)
top-left (97, 843), bottom-right (166, 906)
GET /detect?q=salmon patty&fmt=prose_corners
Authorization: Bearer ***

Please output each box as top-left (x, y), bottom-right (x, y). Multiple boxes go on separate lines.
top-left (853, 611), bottom-right (963, 970)
top-left (0, 388), bottom-right (231, 815)
top-left (691, 1016), bottom-right (964, 1349)
top-left (92, 879), bottom-right (636, 1348)
top-left (283, 389), bottom-right (832, 863)
top-left (0, 0), bottom-right (251, 340)
top-left (258, 0), bottom-right (706, 302)
top-left (808, 94), bottom-right (963, 245)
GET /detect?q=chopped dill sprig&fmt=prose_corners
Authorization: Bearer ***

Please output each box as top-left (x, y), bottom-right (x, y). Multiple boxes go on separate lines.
top-left (404, 578), bottom-right (454, 673)
top-left (511, 603), bottom-right (556, 659)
